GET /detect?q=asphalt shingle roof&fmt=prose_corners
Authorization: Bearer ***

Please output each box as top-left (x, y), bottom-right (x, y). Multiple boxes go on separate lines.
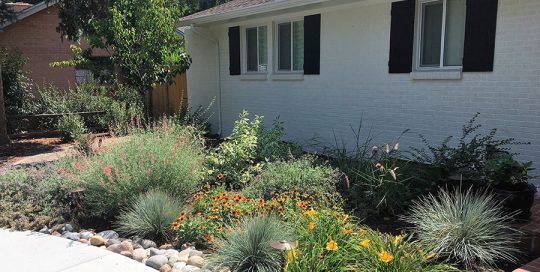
top-left (181, 0), bottom-right (274, 21)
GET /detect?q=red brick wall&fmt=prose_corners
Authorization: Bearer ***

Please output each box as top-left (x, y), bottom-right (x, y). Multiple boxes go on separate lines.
top-left (0, 6), bottom-right (96, 91)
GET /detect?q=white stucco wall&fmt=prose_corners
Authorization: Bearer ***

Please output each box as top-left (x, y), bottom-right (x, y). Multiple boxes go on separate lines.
top-left (185, 0), bottom-right (540, 177)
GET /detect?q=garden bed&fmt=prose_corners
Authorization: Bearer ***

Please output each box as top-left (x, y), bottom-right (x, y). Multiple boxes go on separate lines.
top-left (0, 112), bottom-right (537, 272)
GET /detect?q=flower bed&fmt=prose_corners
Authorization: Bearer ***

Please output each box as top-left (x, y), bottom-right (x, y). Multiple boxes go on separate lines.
top-left (0, 111), bottom-right (534, 271)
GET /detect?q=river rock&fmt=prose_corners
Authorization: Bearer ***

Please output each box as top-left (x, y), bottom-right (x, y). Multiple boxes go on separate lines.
top-left (186, 256), bottom-right (204, 268)
top-left (97, 230), bottom-right (119, 240)
top-left (133, 248), bottom-right (148, 262)
top-left (146, 255), bottom-right (168, 270)
top-left (89, 235), bottom-right (106, 246)
top-left (141, 239), bottom-right (157, 249)
top-left (80, 231), bottom-right (94, 240)
top-left (107, 241), bottom-right (133, 254)
top-left (39, 226), bottom-right (50, 234)
top-left (188, 250), bottom-right (203, 257)
top-left (106, 239), bottom-right (121, 247)
top-left (160, 264), bottom-right (172, 272)
top-left (159, 243), bottom-right (174, 250)
top-left (120, 251), bottom-right (133, 258)
top-left (64, 224), bottom-right (74, 232)
top-left (181, 265), bottom-right (201, 272)
top-left (61, 232), bottom-right (81, 241)
top-left (173, 262), bottom-right (186, 270)
top-left (150, 248), bottom-right (164, 257)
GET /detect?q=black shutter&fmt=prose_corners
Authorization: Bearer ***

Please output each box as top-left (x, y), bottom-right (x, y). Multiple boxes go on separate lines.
top-left (228, 26), bottom-right (241, 75)
top-left (462, 0), bottom-right (498, 72)
top-left (388, 0), bottom-right (415, 74)
top-left (304, 14), bottom-right (321, 75)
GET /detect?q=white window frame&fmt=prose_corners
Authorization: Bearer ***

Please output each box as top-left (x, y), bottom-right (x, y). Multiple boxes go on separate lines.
top-left (414, 0), bottom-right (464, 71)
top-left (241, 24), bottom-right (269, 74)
top-left (274, 18), bottom-right (304, 74)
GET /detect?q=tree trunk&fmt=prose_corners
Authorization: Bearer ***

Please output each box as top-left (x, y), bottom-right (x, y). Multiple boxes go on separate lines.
top-left (0, 65), bottom-right (10, 145)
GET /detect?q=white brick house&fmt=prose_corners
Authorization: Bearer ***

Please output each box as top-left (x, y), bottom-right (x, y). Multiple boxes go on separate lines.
top-left (178, 0), bottom-right (540, 174)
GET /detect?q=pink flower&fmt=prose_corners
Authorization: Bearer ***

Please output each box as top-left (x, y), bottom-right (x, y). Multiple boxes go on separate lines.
top-left (394, 143), bottom-right (399, 151)
top-left (385, 144), bottom-right (390, 154)
top-left (103, 165), bottom-right (112, 176)
top-left (72, 162), bottom-right (82, 172)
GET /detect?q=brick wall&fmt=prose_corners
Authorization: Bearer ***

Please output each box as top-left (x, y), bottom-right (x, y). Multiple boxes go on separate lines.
top-left (186, 0), bottom-right (540, 178)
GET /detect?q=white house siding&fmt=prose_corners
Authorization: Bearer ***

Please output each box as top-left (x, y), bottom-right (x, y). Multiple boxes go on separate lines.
top-left (185, 0), bottom-right (540, 178)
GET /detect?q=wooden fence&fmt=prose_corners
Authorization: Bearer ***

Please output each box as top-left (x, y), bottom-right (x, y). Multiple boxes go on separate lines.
top-left (151, 73), bottom-right (187, 117)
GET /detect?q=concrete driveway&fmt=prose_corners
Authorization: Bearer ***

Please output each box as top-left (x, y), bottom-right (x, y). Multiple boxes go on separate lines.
top-left (0, 229), bottom-right (156, 272)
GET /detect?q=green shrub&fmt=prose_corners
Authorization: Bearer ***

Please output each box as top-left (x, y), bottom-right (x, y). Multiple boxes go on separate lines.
top-left (410, 113), bottom-right (528, 183)
top-left (206, 216), bottom-right (293, 272)
top-left (0, 47), bottom-right (34, 116)
top-left (115, 190), bottom-right (182, 243)
top-left (0, 168), bottom-right (64, 230)
top-left (208, 111), bottom-right (299, 188)
top-left (54, 122), bottom-right (206, 220)
top-left (28, 82), bottom-right (143, 134)
top-left (57, 114), bottom-right (87, 142)
top-left (403, 187), bottom-right (520, 269)
top-left (243, 156), bottom-right (339, 200)
top-left (207, 111), bottom-right (262, 187)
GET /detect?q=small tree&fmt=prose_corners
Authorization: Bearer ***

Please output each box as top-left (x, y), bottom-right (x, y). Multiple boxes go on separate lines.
top-left (55, 0), bottom-right (191, 116)
top-left (0, 64), bottom-right (10, 145)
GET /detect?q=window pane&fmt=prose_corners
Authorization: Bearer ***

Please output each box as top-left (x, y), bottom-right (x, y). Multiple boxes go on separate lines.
top-left (278, 23), bottom-right (292, 70)
top-left (258, 26), bottom-right (268, 71)
top-left (246, 28), bottom-right (258, 71)
top-left (421, 2), bottom-right (443, 67)
top-left (293, 21), bottom-right (304, 71)
top-left (444, 0), bottom-right (466, 66)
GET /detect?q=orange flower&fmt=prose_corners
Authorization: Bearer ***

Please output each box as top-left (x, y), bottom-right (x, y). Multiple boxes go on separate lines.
top-left (217, 173), bottom-right (224, 180)
top-left (171, 222), bottom-right (180, 230)
top-left (309, 222), bottom-right (315, 231)
top-left (232, 209), bottom-right (239, 218)
top-left (216, 226), bottom-right (223, 232)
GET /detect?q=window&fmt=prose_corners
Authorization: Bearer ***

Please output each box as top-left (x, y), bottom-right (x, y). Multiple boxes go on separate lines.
top-left (245, 26), bottom-right (268, 72)
top-left (277, 20), bottom-right (304, 72)
top-left (417, 0), bottom-right (466, 68)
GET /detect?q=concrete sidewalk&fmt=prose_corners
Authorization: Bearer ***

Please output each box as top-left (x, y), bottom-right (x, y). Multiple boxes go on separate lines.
top-left (0, 229), bottom-right (156, 272)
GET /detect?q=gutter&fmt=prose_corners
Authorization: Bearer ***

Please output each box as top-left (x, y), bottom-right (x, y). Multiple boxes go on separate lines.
top-left (188, 26), bottom-right (223, 136)
top-left (178, 0), bottom-right (334, 26)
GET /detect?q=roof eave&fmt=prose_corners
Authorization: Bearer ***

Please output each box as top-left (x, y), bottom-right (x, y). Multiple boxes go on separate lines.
top-left (178, 0), bottom-right (332, 27)
top-left (1, 0), bottom-right (59, 29)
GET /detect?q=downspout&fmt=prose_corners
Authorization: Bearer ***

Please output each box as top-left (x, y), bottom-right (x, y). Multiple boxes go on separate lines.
top-left (189, 25), bottom-right (223, 136)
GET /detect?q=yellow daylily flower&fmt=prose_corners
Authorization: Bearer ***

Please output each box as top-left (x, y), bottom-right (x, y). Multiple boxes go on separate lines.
top-left (341, 228), bottom-right (353, 235)
top-left (304, 209), bottom-right (317, 218)
top-left (378, 250), bottom-right (394, 263)
top-left (326, 236), bottom-right (338, 251)
top-left (393, 235), bottom-right (402, 246)
top-left (425, 252), bottom-right (436, 260)
top-left (360, 239), bottom-right (370, 248)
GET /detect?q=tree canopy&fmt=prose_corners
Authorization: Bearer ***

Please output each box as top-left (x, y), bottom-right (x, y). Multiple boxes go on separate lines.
top-left (55, 0), bottom-right (190, 99)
